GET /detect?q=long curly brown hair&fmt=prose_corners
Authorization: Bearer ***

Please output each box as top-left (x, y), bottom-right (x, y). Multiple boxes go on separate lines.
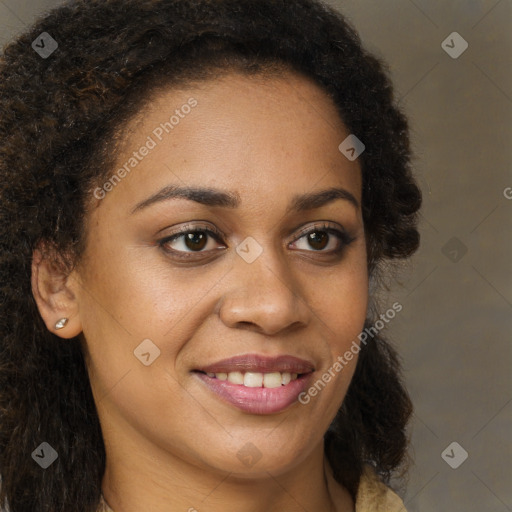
top-left (0, 0), bottom-right (422, 510)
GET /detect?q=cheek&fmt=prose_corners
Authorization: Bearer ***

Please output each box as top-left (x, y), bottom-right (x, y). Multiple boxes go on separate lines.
top-left (76, 250), bottom-right (208, 450)
top-left (78, 242), bottom-right (190, 338)
top-left (73, 240), bottom-right (183, 395)
top-left (302, 248), bottom-right (368, 409)
top-left (76, 240), bottom-right (231, 405)
top-left (312, 250), bottom-right (369, 347)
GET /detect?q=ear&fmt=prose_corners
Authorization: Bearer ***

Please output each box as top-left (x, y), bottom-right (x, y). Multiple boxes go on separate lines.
top-left (31, 244), bottom-right (83, 339)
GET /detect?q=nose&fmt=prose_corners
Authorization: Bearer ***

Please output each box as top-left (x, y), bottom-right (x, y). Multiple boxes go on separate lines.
top-left (217, 245), bottom-right (311, 336)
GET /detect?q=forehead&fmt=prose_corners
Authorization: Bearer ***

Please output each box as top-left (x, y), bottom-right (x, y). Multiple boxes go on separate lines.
top-left (94, 70), bottom-right (362, 216)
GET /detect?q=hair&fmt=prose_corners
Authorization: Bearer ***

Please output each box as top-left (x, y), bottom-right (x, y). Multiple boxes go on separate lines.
top-left (0, 0), bottom-right (422, 510)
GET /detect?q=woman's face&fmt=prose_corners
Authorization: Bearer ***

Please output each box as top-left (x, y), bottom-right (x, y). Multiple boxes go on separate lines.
top-left (71, 70), bottom-right (368, 477)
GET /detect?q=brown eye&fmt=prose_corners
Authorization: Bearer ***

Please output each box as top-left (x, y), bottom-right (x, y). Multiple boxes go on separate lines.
top-left (292, 224), bottom-right (355, 254)
top-left (182, 232), bottom-right (208, 251)
top-left (306, 231), bottom-right (329, 251)
top-left (158, 227), bottom-right (226, 257)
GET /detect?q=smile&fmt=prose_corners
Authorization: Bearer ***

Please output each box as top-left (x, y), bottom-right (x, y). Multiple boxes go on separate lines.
top-left (203, 370), bottom-right (299, 388)
top-left (193, 354), bottom-right (315, 414)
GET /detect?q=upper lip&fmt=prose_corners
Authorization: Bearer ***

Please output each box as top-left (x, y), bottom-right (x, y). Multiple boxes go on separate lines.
top-left (195, 354), bottom-right (316, 374)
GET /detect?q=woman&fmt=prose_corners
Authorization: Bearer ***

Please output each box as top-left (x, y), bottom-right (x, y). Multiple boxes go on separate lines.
top-left (0, 0), bottom-right (421, 510)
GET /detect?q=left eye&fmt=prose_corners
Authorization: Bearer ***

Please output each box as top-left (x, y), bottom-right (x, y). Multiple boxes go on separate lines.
top-left (158, 225), bottom-right (353, 257)
top-left (292, 227), bottom-right (347, 252)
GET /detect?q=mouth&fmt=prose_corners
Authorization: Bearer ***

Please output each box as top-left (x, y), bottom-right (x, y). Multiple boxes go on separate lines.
top-left (194, 369), bottom-right (305, 388)
top-left (194, 353), bottom-right (315, 375)
top-left (192, 354), bottom-right (315, 415)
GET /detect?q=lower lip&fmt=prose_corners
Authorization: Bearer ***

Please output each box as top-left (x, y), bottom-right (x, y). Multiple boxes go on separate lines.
top-left (194, 372), bottom-right (313, 415)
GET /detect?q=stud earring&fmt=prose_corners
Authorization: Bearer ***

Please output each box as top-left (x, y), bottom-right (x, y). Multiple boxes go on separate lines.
top-left (55, 318), bottom-right (69, 330)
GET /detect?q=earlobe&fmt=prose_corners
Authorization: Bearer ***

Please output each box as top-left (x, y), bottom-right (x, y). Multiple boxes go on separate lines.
top-left (31, 246), bottom-right (83, 339)
top-left (55, 317), bottom-right (69, 330)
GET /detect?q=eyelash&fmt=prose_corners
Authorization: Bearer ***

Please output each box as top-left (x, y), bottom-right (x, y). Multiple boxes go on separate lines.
top-left (157, 222), bottom-right (356, 260)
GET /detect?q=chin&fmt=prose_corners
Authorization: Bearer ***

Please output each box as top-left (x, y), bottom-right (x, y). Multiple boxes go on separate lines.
top-left (203, 439), bottom-right (315, 479)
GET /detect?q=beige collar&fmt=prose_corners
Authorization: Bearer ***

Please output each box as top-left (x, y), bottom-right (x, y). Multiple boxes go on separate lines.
top-left (355, 465), bottom-right (407, 512)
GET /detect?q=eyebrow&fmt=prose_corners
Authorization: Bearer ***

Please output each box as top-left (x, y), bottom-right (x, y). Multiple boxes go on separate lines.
top-left (130, 184), bottom-right (359, 214)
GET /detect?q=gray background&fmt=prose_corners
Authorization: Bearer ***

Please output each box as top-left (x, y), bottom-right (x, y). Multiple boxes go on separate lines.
top-left (1, 0), bottom-right (511, 510)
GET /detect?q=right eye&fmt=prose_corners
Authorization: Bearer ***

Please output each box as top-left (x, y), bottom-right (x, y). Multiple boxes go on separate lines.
top-left (158, 225), bottom-right (226, 258)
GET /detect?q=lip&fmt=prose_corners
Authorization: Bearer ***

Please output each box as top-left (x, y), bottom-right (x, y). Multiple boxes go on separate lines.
top-left (195, 354), bottom-right (316, 374)
top-left (194, 371), bottom-right (314, 415)
top-left (193, 354), bottom-right (315, 415)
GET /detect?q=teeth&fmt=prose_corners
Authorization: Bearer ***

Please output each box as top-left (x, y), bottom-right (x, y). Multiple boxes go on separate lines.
top-left (244, 372), bottom-right (263, 387)
top-left (263, 372), bottom-right (283, 388)
top-left (207, 371), bottom-right (299, 387)
top-left (227, 371), bottom-right (244, 385)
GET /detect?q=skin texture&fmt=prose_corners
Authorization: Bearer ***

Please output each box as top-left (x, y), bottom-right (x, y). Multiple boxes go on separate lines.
top-left (32, 70), bottom-right (368, 512)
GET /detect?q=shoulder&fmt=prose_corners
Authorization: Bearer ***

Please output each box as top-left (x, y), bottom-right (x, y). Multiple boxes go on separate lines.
top-left (355, 465), bottom-right (407, 512)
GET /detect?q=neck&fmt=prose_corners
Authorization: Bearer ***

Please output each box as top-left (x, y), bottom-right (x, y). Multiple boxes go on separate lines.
top-left (101, 428), bottom-right (354, 512)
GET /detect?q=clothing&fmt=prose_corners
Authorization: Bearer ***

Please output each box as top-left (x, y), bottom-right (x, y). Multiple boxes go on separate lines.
top-left (355, 465), bottom-right (407, 511)
top-left (97, 465), bottom-right (407, 511)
